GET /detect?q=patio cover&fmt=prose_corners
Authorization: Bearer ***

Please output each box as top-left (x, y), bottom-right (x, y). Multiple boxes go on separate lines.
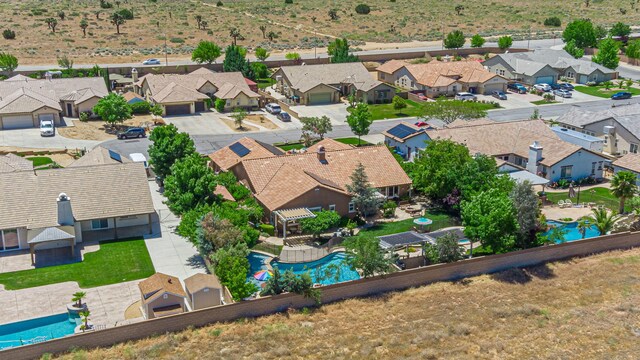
top-left (27, 226), bottom-right (76, 265)
top-left (506, 170), bottom-right (550, 186)
top-left (274, 208), bottom-right (316, 221)
top-left (378, 231), bottom-right (434, 250)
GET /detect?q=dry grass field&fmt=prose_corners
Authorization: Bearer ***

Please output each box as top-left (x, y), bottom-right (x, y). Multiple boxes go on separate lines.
top-left (55, 247), bottom-right (640, 359)
top-left (0, 0), bottom-right (638, 64)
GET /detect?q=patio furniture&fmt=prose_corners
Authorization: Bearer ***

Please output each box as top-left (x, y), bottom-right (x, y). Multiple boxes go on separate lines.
top-left (557, 200), bottom-right (565, 208)
top-left (565, 199), bottom-right (573, 207)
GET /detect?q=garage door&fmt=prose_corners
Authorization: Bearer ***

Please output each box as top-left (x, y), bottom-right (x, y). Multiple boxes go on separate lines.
top-left (308, 93), bottom-right (332, 105)
top-left (535, 76), bottom-right (555, 84)
top-left (165, 104), bottom-right (191, 116)
top-left (38, 113), bottom-right (55, 122)
top-left (194, 101), bottom-right (205, 112)
top-left (482, 83), bottom-right (505, 95)
top-left (2, 115), bottom-right (34, 129)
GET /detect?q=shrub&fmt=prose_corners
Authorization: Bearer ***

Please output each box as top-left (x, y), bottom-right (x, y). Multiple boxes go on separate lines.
top-left (543, 17), bottom-right (561, 27)
top-left (285, 0), bottom-right (293, 3)
top-left (216, 0), bottom-right (223, 6)
top-left (170, 37), bottom-right (184, 43)
top-left (99, 0), bottom-right (113, 9)
top-left (259, 224), bottom-right (275, 236)
top-left (116, 9), bottom-right (134, 20)
top-left (382, 201), bottom-right (397, 218)
top-left (355, 4), bottom-right (371, 14)
top-left (392, 95), bottom-right (406, 110)
top-left (130, 101), bottom-right (151, 114)
top-left (79, 111), bottom-right (90, 122)
top-left (2, 29), bottom-right (15, 40)
top-left (214, 98), bottom-right (226, 112)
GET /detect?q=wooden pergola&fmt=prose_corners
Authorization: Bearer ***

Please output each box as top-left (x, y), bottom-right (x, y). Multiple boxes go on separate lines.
top-left (273, 208), bottom-right (316, 240)
top-left (27, 226), bottom-right (76, 265)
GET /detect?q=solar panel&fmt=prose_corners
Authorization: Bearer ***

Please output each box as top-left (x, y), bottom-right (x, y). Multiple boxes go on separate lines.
top-left (229, 142), bottom-right (251, 157)
top-left (387, 124), bottom-right (417, 139)
top-left (108, 149), bottom-right (122, 163)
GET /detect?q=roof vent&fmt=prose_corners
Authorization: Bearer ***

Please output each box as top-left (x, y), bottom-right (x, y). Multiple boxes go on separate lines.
top-left (58, 193), bottom-right (69, 201)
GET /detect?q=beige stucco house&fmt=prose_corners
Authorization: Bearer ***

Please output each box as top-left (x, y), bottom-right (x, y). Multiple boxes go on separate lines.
top-left (139, 273), bottom-right (187, 319)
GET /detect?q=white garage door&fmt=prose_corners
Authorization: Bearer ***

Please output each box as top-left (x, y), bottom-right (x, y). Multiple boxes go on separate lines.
top-left (38, 113), bottom-right (55, 122)
top-left (2, 115), bottom-right (34, 129)
top-left (308, 93), bottom-right (332, 105)
top-left (482, 83), bottom-right (505, 94)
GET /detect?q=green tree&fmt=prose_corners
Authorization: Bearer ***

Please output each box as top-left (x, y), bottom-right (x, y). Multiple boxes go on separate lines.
top-left (625, 40), bottom-right (640, 60)
top-left (285, 52), bottom-right (301, 61)
top-left (196, 213), bottom-right (244, 255)
top-left (255, 46), bottom-right (270, 61)
top-left (343, 237), bottom-right (391, 278)
top-left (563, 39), bottom-right (585, 58)
top-left (424, 232), bottom-right (464, 264)
top-left (392, 95), bottom-right (407, 110)
top-left (509, 181), bottom-right (540, 248)
top-left (470, 34), bottom-right (485, 48)
top-left (592, 37), bottom-right (619, 70)
top-left (251, 62), bottom-right (269, 79)
top-left (230, 108), bottom-right (247, 129)
top-left (163, 154), bottom-right (217, 214)
top-left (443, 30), bottom-right (465, 49)
top-left (148, 124), bottom-right (196, 179)
top-left (300, 210), bottom-right (341, 239)
top-left (223, 45), bottom-right (255, 80)
top-left (610, 171), bottom-right (638, 214)
top-left (461, 188), bottom-right (518, 254)
top-left (211, 243), bottom-right (257, 301)
top-left (92, 93), bottom-right (132, 125)
top-left (411, 139), bottom-right (471, 201)
top-left (328, 8), bottom-right (338, 20)
top-left (576, 217), bottom-right (591, 239)
top-left (0, 52), bottom-right (18, 73)
top-left (261, 268), bottom-right (321, 304)
top-left (346, 163), bottom-right (383, 218)
top-left (71, 291), bottom-right (86, 308)
top-left (594, 25), bottom-right (608, 40)
top-left (45, 18), bottom-right (58, 33)
top-left (420, 98), bottom-right (488, 124)
top-left (328, 38), bottom-right (360, 63)
top-left (562, 19), bottom-right (597, 49)
top-left (267, 31), bottom-right (278, 42)
top-left (79, 18), bottom-right (89, 37)
top-left (497, 35), bottom-right (513, 50)
top-left (191, 41), bottom-right (222, 64)
top-left (57, 55), bottom-right (73, 70)
top-left (609, 22), bottom-right (631, 39)
top-left (110, 12), bottom-right (125, 34)
top-left (229, 27), bottom-right (244, 46)
top-left (346, 102), bottom-right (372, 146)
top-left (589, 208), bottom-right (620, 235)
top-left (300, 116), bottom-right (333, 139)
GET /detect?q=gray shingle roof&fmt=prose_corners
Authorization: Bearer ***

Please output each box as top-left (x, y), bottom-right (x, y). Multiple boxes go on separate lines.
top-left (495, 49), bottom-right (616, 75)
top-left (555, 104), bottom-right (640, 139)
top-left (278, 63), bottom-right (383, 93)
top-left (0, 154), bottom-right (33, 173)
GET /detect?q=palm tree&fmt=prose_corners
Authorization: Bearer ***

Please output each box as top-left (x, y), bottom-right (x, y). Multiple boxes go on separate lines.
top-left (194, 15), bottom-right (202, 29)
top-left (229, 27), bottom-right (243, 46)
top-left (72, 291), bottom-right (87, 308)
top-left (79, 310), bottom-right (91, 331)
top-left (589, 208), bottom-right (620, 235)
top-left (259, 25), bottom-right (267, 38)
top-left (80, 18), bottom-right (89, 37)
top-left (610, 171), bottom-right (639, 214)
top-left (576, 217), bottom-right (591, 239)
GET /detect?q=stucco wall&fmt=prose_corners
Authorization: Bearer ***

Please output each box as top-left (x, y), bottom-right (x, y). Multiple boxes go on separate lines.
top-left (547, 150), bottom-right (606, 182)
top-left (76, 97), bottom-right (101, 115)
top-left (190, 288), bottom-right (223, 310)
top-left (224, 92), bottom-right (258, 110)
top-left (143, 293), bottom-right (186, 319)
top-left (385, 133), bottom-right (430, 160)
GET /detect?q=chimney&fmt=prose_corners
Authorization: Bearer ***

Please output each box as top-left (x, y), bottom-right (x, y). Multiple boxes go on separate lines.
top-left (603, 125), bottom-right (618, 155)
top-left (57, 193), bottom-right (74, 226)
top-left (131, 68), bottom-right (138, 83)
top-left (526, 141), bottom-right (543, 174)
top-left (317, 145), bottom-right (327, 164)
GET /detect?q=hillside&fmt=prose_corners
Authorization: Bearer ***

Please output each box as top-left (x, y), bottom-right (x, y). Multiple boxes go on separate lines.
top-left (56, 247), bottom-right (640, 359)
top-left (0, 0), bottom-right (639, 64)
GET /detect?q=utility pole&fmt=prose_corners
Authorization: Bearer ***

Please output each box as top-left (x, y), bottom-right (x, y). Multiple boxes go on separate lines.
top-left (314, 28), bottom-right (317, 58)
top-left (527, 26), bottom-right (531, 49)
top-left (164, 33), bottom-right (168, 66)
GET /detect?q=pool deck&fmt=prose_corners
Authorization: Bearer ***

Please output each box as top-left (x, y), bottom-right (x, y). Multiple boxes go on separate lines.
top-left (542, 206), bottom-right (594, 221)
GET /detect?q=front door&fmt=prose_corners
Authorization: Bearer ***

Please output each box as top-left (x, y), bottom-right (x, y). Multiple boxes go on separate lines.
top-left (66, 103), bottom-right (73, 117)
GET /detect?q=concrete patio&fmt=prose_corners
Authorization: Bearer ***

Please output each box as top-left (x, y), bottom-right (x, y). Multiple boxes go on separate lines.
top-left (0, 241), bottom-right (101, 273)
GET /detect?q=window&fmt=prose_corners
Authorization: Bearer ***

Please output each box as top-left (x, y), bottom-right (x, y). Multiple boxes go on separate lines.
top-left (348, 202), bottom-right (356, 213)
top-left (203, 288), bottom-right (210, 293)
top-left (591, 162), bottom-right (596, 175)
top-left (630, 143), bottom-right (639, 154)
top-left (566, 71), bottom-right (574, 78)
top-left (387, 186), bottom-right (399, 198)
top-left (560, 165), bottom-right (573, 179)
top-left (91, 218), bottom-right (109, 230)
top-left (329, 204), bottom-right (336, 211)
top-left (308, 206), bottom-right (322, 213)
top-left (0, 229), bottom-right (19, 251)
top-left (498, 69), bottom-right (505, 76)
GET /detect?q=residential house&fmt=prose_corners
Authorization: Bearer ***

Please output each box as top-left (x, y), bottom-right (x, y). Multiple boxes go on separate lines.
top-left (383, 122), bottom-right (431, 161)
top-left (122, 91), bottom-right (145, 105)
top-left (273, 63), bottom-right (395, 105)
top-left (184, 273), bottom-right (224, 310)
top-left (208, 136), bottom-right (283, 173)
top-left (425, 119), bottom-right (611, 182)
top-left (554, 104), bottom-right (640, 156)
top-left (134, 67), bottom-right (259, 115)
top-left (0, 75), bottom-right (108, 129)
top-left (551, 126), bottom-right (604, 153)
top-left (377, 60), bottom-right (508, 97)
top-left (67, 146), bottom-right (132, 168)
top-left (139, 273), bottom-right (187, 319)
top-left (482, 49), bottom-right (617, 85)
top-left (0, 162), bottom-right (155, 262)
top-left (0, 153), bottom-right (33, 173)
top-left (612, 153), bottom-right (640, 186)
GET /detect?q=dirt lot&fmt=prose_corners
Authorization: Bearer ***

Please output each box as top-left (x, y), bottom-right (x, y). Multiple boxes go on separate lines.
top-left (220, 117), bottom-right (258, 133)
top-left (55, 247), bottom-right (640, 359)
top-left (58, 115), bottom-right (157, 141)
top-left (1, 0), bottom-right (638, 64)
top-left (245, 114), bottom-right (279, 130)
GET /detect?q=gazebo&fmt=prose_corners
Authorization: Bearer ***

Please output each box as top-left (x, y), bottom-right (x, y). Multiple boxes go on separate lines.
top-left (27, 226), bottom-right (76, 265)
top-left (273, 208), bottom-right (316, 239)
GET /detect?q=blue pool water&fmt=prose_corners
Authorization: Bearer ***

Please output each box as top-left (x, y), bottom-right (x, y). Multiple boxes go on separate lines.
top-left (248, 251), bottom-right (361, 287)
top-left (0, 313), bottom-right (77, 350)
top-left (544, 220), bottom-right (600, 242)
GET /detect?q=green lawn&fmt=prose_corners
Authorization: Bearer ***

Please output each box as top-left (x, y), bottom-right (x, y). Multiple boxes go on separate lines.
top-left (256, 78), bottom-right (276, 89)
top-left (574, 85), bottom-right (640, 98)
top-left (26, 156), bottom-right (53, 167)
top-left (0, 238), bottom-right (155, 290)
top-left (350, 211), bottom-right (460, 242)
top-left (363, 100), bottom-right (424, 120)
top-left (545, 187), bottom-right (623, 212)
top-left (530, 100), bottom-right (559, 105)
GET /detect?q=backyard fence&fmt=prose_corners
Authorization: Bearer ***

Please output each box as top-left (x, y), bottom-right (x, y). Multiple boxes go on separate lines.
top-left (4, 230), bottom-right (640, 360)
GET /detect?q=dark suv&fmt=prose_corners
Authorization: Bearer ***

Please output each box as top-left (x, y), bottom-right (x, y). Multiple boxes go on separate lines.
top-left (117, 127), bottom-right (146, 139)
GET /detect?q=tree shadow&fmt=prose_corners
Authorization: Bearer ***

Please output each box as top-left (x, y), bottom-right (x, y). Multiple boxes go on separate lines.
top-left (186, 254), bottom-right (206, 270)
top-left (490, 263), bottom-right (556, 284)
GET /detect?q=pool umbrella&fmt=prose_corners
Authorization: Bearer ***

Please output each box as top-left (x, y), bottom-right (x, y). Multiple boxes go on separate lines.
top-left (253, 270), bottom-right (273, 281)
top-left (568, 183), bottom-right (576, 198)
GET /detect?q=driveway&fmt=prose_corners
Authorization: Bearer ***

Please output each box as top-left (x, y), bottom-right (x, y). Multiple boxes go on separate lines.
top-left (290, 103), bottom-right (350, 125)
top-left (164, 110), bottom-right (300, 136)
top-left (0, 128), bottom-right (100, 150)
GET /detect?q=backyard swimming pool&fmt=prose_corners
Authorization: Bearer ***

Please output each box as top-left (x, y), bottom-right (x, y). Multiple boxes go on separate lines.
top-left (248, 251), bottom-right (361, 287)
top-left (0, 313), bottom-right (77, 350)
top-left (545, 220), bottom-right (600, 242)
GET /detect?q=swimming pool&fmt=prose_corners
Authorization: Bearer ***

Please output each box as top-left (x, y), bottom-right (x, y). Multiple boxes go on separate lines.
top-left (0, 313), bottom-right (77, 350)
top-left (248, 251), bottom-right (361, 287)
top-left (544, 220), bottom-right (600, 242)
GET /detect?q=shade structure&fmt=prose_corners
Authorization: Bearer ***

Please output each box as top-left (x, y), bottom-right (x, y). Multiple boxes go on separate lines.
top-left (253, 270), bottom-right (273, 281)
top-left (413, 217), bottom-right (433, 226)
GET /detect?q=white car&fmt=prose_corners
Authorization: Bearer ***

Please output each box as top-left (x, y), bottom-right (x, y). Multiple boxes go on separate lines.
top-left (129, 153), bottom-right (149, 169)
top-left (533, 83), bottom-right (552, 92)
top-left (40, 119), bottom-right (55, 137)
top-left (142, 58), bottom-right (161, 65)
top-left (265, 103), bottom-right (282, 114)
top-left (454, 92), bottom-right (477, 101)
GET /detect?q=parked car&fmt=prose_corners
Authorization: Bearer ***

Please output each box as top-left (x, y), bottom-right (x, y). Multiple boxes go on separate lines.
top-left (39, 119), bottom-right (55, 137)
top-left (491, 91), bottom-right (507, 100)
top-left (414, 121), bottom-right (429, 127)
top-left (533, 83), bottom-right (552, 92)
top-left (559, 83), bottom-right (574, 91)
top-left (277, 111), bottom-right (291, 122)
top-left (611, 92), bottom-right (632, 100)
top-left (553, 89), bottom-right (572, 98)
top-left (507, 83), bottom-right (527, 94)
top-left (265, 103), bottom-right (282, 114)
top-left (549, 83), bottom-right (561, 90)
top-left (142, 58), bottom-right (161, 65)
top-left (117, 127), bottom-right (146, 139)
top-left (416, 93), bottom-right (428, 101)
top-left (454, 92), bottom-right (477, 101)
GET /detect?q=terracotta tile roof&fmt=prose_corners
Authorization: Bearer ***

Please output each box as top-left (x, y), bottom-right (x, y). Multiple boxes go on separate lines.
top-left (139, 273), bottom-right (186, 303)
top-left (378, 60), bottom-right (502, 88)
top-left (240, 145), bottom-right (412, 211)
top-left (307, 138), bottom-right (353, 152)
top-left (0, 162), bottom-right (155, 230)
top-left (0, 154), bottom-right (33, 173)
top-left (122, 91), bottom-right (145, 102)
top-left (376, 60), bottom-right (409, 74)
top-left (184, 273), bottom-right (222, 294)
top-left (208, 137), bottom-right (283, 171)
top-left (67, 146), bottom-right (132, 168)
top-left (425, 120), bottom-right (607, 167)
top-left (213, 184), bottom-right (235, 202)
top-left (613, 153), bottom-right (640, 173)
top-left (446, 118), bottom-right (496, 128)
